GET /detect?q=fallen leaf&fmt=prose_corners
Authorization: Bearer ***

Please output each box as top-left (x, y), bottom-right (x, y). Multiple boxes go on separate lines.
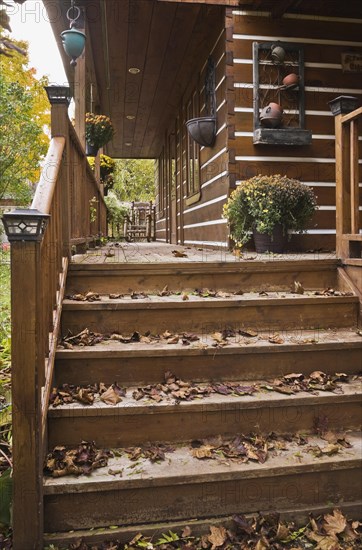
top-left (191, 445), bottom-right (214, 459)
top-left (307, 531), bottom-right (340, 550)
top-left (172, 249), bottom-right (188, 258)
top-left (182, 292), bottom-right (189, 301)
top-left (269, 334), bottom-right (284, 344)
top-left (293, 281), bottom-right (305, 294)
top-left (100, 386), bottom-right (123, 405)
top-left (323, 509), bottom-right (347, 536)
top-left (208, 525), bottom-right (227, 549)
top-left (239, 328), bottom-right (258, 337)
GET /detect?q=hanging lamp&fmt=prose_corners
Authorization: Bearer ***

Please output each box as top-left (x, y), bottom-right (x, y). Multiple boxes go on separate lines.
top-left (60, 1), bottom-right (86, 67)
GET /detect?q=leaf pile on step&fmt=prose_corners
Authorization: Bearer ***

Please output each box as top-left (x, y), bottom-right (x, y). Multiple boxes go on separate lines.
top-left (314, 287), bottom-right (354, 296)
top-left (66, 291), bottom-right (101, 302)
top-left (124, 442), bottom-right (175, 463)
top-left (306, 431), bottom-right (352, 458)
top-left (50, 382), bottom-right (126, 407)
top-left (61, 508), bottom-right (362, 549)
top-left (262, 370), bottom-right (348, 395)
top-left (190, 432), bottom-right (297, 464)
top-left (44, 441), bottom-right (112, 477)
top-left (59, 328), bottom-right (106, 348)
top-left (132, 370), bottom-right (210, 403)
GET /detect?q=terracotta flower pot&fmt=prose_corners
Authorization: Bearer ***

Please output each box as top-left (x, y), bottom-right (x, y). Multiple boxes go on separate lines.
top-left (282, 73), bottom-right (299, 87)
top-left (260, 103), bottom-right (283, 128)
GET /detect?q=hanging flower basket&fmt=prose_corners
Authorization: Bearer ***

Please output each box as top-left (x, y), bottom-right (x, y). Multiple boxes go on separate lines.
top-left (86, 143), bottom-right (99, 157)
top-left (85, 113), bottom-right (115, 150)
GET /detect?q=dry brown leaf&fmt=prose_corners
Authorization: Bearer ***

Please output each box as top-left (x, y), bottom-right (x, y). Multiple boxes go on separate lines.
top-left (275, 522), bottom-right (290, 540)
top-left (100, 386), bottom-right (122, 405)
top-left (208, 525), bottom-right (227, 549)
top-left (191, 445), bottom-right (214, 459)
top-left (255, 537), bottom-right (270, 550)
top-left (307, 531), bottom-right (340, 550)
top-left (167, 336), bottom-right (179, 344)
top-left (323, 509), bottom-right (347, 536)
top-left (293, 281), bottom-right (305, 294)
top-left (172, 249), bottom-right (188, 258)
top-left (269, 334), bottom-right (284, 344)
top-left (182, 292), bottom-right (189, 301)
top-left (239, 328), bottom-right (258, 337)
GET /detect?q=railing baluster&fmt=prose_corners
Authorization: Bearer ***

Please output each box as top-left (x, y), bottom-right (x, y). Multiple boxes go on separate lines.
top-left (350, 118), bottom-right (359, 235)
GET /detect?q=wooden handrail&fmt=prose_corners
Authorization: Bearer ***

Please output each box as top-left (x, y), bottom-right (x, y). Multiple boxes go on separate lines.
top-left (341, 106), bottom-right (362, 125)
top-left (32, 137), bottom-right (65, 213)
top-left (9, 100), bottom-right (108, 549)
top-left (330, 97), bottom-right (361, 260)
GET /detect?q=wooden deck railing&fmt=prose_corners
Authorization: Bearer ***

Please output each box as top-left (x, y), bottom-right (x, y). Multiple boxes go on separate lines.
top-left (4, 97), bottom-right (107, 549)
top-left (330, 96), bottom-right (362, 260)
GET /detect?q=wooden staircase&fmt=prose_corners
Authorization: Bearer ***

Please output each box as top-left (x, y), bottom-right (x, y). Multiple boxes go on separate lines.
top-left (43, 258), bottom-right (362, 546)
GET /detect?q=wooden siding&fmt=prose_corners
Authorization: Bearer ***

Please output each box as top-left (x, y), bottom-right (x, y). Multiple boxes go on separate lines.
top-left (156, 21), bottom-right (230, 247)
top-left (228, 9), bottom-right (362, 250)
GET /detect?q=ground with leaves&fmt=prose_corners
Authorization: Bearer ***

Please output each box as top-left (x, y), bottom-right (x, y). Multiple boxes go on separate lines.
top-left (42, 509), bottom-right (361, 549)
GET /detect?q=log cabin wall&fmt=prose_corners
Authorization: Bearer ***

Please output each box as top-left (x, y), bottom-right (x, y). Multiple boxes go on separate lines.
top-left (228, 7), bottom-right (362, 251)
top-left (155, 18), bottom-right (231, 247)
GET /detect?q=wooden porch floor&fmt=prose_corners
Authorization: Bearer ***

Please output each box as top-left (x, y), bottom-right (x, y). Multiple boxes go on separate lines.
top-left (72, 241), bottom-right (336, 264)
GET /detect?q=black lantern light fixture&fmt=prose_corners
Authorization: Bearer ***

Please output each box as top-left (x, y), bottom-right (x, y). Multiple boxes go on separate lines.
top-left (2, 209), bottom-right (50, 242)
top-left (45, 85), bottom-right (72, 106)
top-left (60, 0), bottom-right (86, 67)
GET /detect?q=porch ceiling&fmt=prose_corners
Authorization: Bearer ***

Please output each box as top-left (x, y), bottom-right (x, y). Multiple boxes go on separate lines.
top-left (60, 0), bottom-right (223, 159)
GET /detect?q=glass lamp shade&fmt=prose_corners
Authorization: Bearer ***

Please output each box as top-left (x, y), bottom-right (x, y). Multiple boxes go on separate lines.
top-left (61, 28), bottom-right (86, 66)
top-left (1, 209), bottom-right (50, 242)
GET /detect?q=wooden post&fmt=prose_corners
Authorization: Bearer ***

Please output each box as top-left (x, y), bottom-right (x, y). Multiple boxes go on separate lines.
top-left (49, 97), bottom-right (72, 258)
top-left (11, 241), bottom-right (44, 549)
top-left (328, 96), bottom-right (360, 259)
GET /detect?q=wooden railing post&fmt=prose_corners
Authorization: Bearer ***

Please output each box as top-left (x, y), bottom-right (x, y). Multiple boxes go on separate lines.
top-left (45, 87), bottom-right (72, 258)
top-left (11, 240), bottom-right (44, 549)
top-left (329, 96), bottom-right (360, 258)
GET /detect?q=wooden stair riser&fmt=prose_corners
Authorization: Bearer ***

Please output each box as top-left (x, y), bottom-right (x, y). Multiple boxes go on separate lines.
top-left (54, 345), bottom-right (362, 387)
top-left (66, 263), bottom-right (340, 295)
top-left (42, 502), bottom-right (362, 547)
top-left (47, 397), bottom-right (361, 448)
top-left (43, 465), bottom-right (361, 532)
top-left (61, 300), bottom-right (359, 335)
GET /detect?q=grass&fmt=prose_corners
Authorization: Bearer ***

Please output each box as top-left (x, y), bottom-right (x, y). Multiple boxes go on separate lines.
top-left (0, 245), bottom-right (12, 534)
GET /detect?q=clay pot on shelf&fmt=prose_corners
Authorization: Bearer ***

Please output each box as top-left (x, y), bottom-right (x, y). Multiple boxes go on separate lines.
top-left (271, 44), bottom-right (286, 64)
top-left (260, 103), bottom-right (283, 128)
top-left (282, 73), bottom-right (299, 87)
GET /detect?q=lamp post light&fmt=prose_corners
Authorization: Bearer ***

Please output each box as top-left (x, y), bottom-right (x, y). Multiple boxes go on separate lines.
top-left (60, 1), bottom-right (86, 67)
top-left (2, 209), bottom-right (50, 242)
top-left (44, 85), bottom-right (72, 106)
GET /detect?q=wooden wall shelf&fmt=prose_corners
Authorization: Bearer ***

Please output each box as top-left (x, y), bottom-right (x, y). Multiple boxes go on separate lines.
top-left (254, 128), bottom-right (312, 146)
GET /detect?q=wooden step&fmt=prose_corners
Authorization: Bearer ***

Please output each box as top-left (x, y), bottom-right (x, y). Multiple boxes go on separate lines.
top-left (66, 259), bottom-right (341, 294)
top-left (61, 293), bottom-right (359, 335)
top-left (43, 501), bottom-right (362, 546)
top-left (43, 432), bottom-right (362, 532)
top-left (54, 329), bottom-right (362, 386)
top-left (47, 380), bottom-right (362, 448)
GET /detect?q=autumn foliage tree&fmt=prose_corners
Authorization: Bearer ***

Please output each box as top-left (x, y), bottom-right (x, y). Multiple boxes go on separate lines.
top-left (113, 159), bottom-right (155, 203)
top-left (0, 38), bottom-right (50, 204)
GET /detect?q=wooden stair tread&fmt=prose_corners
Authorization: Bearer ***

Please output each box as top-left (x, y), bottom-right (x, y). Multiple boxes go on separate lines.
top-left (62, 292), bottom-right (359, 310)
top-left (69, 258), bottom-right (341, 272)
top-left (43, 431), bottom-right (362, 494)
top-left (55, 328), bottom-right (362, 358)
top-left (48, 378), bottom-right (362, 417)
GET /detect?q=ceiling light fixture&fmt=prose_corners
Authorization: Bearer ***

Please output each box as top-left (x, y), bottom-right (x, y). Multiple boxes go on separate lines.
top-left (128, 67), bottom-right (141, 74)
top-left (126, 115), bottom-right (136, 120)
top-left (125, 142), bottom-right (132, 146)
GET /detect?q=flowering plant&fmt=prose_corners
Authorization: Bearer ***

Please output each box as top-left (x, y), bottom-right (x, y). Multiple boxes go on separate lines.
top-left (85, 113), bottom-right (114, 148)
top-left (88, 154), bottom-right (116, 192)
top-left (223, 174), bottom-right (317, 246)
